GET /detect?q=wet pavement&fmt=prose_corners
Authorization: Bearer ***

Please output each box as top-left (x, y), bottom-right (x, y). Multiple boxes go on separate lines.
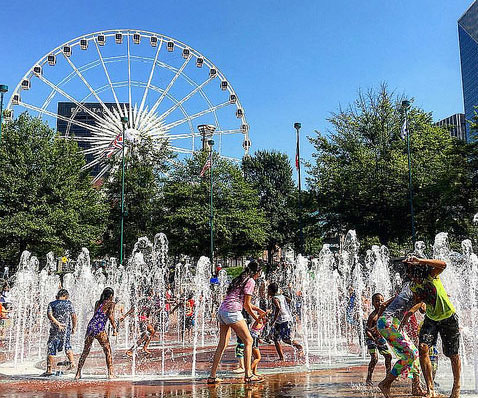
top-left (2, 343), bottom-right (477, 397)
top-left (0, 365), bottom-right (415, 398)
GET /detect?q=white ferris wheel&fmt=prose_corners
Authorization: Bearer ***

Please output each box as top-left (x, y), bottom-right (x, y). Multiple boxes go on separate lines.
top-left (5, 29), bottom-right (251, 180)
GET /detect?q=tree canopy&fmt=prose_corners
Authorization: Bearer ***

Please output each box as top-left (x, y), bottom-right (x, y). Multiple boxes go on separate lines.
top-left (160, 152), bottom-right (267, 258)
top-left (242, 150), bottom-right (297, 260)
top-left (0, 114), bottom-right (107, 266)
top-left (307, 85), bottom-right (476, 249)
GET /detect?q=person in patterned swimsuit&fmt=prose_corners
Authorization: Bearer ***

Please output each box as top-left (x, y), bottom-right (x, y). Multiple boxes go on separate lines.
top-left (365, 293), bottom-right (393, 386)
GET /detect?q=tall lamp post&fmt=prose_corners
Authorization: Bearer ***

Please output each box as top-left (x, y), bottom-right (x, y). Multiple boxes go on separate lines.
top-left (0, 85), bottom-right (8, 141)
top-left (198, 124), bottom-right (216, 269)
top-left (119, 115), bottom-right (128, 266)
top-left (402, 100), bottom-right (416, 246)
top-left (294, 122), bottom-right (304, 254)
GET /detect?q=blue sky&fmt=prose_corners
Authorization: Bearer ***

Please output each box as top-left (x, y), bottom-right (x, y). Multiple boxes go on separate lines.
top-left (0, 0), bottom-right (472, 172)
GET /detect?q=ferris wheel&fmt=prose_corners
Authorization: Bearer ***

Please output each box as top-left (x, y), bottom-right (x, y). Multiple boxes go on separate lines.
top-left (5, 29), bottom-right (251, 180)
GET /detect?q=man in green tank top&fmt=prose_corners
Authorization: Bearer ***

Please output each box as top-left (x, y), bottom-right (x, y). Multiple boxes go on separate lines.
top-left (405, 256), bottom-right (460, 398)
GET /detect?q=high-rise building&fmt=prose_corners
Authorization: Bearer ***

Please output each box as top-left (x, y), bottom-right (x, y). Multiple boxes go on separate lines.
top-left (435, 113), bottom-right (467, 140)
top-left (458, 0), bottom-right (478, 139)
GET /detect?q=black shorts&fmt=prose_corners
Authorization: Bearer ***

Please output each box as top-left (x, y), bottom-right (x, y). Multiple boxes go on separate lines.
top-left (419, 313), bottom-right (460, 357)
top-left (273, 321), bottom-right (292, 342)
top-left (185, 316), bottom-right (195, 330)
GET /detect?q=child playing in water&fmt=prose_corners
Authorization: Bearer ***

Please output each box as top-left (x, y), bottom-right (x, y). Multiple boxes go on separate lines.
top-left (405, 256), bottom-right (460, 398)
top-left (250, 310), bottom-right (268, 377)
top-left (365, 293), bottom-right (392, 385)
top-left (231, 309), bottom-right (251, 374)
top-left (75, 287), bottom-right (117, 380)
top-left (268, 282), bottom-right (303, 361)
top-left (42, 289), bottom-right (77, 376)
top-left (172, 292), bottom-right (196, 342)
top-left (121, 289), bottom-right (157, 356)
top-left (376, 281), bottom-right (425, 398)
top-left (184, 293), bottom-right (195, 341)
top-left (0, 300), bottom-right (9, 340)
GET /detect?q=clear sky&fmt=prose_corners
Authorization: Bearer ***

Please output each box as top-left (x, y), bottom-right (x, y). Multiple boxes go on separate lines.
top-left (0, 0), bottom-right (472, 174)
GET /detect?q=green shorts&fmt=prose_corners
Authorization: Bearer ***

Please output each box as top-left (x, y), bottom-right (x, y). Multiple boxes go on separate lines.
top-left (366, 337), bottom-right (391, 356)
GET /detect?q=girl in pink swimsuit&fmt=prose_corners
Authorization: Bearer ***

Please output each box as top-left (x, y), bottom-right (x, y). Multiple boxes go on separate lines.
top-left (208, 261), bottom-right (266, 384)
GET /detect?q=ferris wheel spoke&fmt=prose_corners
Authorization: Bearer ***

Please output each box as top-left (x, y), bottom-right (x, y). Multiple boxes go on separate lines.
top-left (71, 134), bottom-right (115, 143)
top-left (81, 152), bottom-right (108, 169)
top-left (81, 144), bottom-right (110, 156)
top-left (158, 77), bottom-right (213, 122)
top-left (36, 75), bottom-right (107, 126)
top-left (137, 82), bottom-right (193, 133)
top-left (93, 39), bottom-right (123, 117)
top-left (164, 129), bottom-right (241, 140)
top-left (169, 146), bottom-right (194, 154)
top-left (163, 101), bottom-right (230, 130)
top-left (62, 54), bottom-right (118, 122)
top-left (139, 38), bottom-right (163, 116)
top-left (92, 164), bottom-right (111, 183)
top-left (18, 101), bottom-right (105, 133)
top-left (220, 154), bottom-right (241, 162)
top-left (150, 56), bottom-right (192, 115)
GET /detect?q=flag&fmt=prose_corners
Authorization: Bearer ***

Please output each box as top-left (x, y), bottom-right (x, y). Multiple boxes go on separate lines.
top-left (105, 133), bottom-right (123, 158)
top-left (400, 119), bottom-right (408, 140)
top-left (200, 152), bottom-right (212, 177)
top-left (295, 138), bottom-right (300, 170)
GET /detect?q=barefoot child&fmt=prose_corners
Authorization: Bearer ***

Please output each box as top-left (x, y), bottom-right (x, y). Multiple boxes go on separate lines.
top-left (268, 283), bottom-right (303, 361)
top-left (121, 289), bottom-right (157, 356)
top-left (75, 287), bottom-right (117, 380)
top-left (43, 289), bottom-right (77, 376)
top-left (406, 256), bottom-right (461, 398)
top-left (377, 281), bottom-right (425, 398)
top-left (250, 310), bottom-right (268, 377)
top-left (365, 293), bottom-right (392, 385)
top-left (184, 293), bottom-right (195, 341)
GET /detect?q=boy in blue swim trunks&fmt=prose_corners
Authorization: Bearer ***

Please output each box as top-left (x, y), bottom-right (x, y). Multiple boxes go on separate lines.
top-left (365, 293), bottom-right (392, 386)
top-left (43, 289), bottom-right (77, 376)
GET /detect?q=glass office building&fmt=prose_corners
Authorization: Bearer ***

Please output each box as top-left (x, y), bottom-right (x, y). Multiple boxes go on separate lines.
top-left (458, 1), bottom-right (478, 139)
top-left (435, 113), bottom-right (467, 140)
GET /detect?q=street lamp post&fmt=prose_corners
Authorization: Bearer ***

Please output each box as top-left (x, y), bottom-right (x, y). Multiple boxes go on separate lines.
top-left (402, 100), bottom-right (416, 246)
top-left (208, 139), bottom-right (215, 268)
top-left (119, 116), bottom-right (128, 266)
top-left (294, 122), bottom-right (304, 254)
top-left (0, 85), bottom-right (8, 141)
top-left (198, 124), bottom-right (216, 269)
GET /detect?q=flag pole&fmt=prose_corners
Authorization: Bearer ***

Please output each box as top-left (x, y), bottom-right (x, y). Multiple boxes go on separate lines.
top-left (402, 100), bottom-right (416, 246)
top-left (294, 122), bottom-right (304, 254)
top-left (120, 116), bottom-right (128, 266)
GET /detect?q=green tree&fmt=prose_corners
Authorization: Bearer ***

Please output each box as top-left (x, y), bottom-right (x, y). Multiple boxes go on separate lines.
top-left (100, 135), bottom-right (171, 258)
top-left (242, 150), bottom-right (297, 262)
top-left (308, 85), bottom-right (475, 248)
top-left (160, 152), bottom-right (266, 259)
top-left (0, 114), bottom-right (107, 267)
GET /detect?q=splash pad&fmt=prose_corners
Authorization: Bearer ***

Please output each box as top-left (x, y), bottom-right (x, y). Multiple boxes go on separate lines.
top-left (0, 230), bottom-right (477, 396)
